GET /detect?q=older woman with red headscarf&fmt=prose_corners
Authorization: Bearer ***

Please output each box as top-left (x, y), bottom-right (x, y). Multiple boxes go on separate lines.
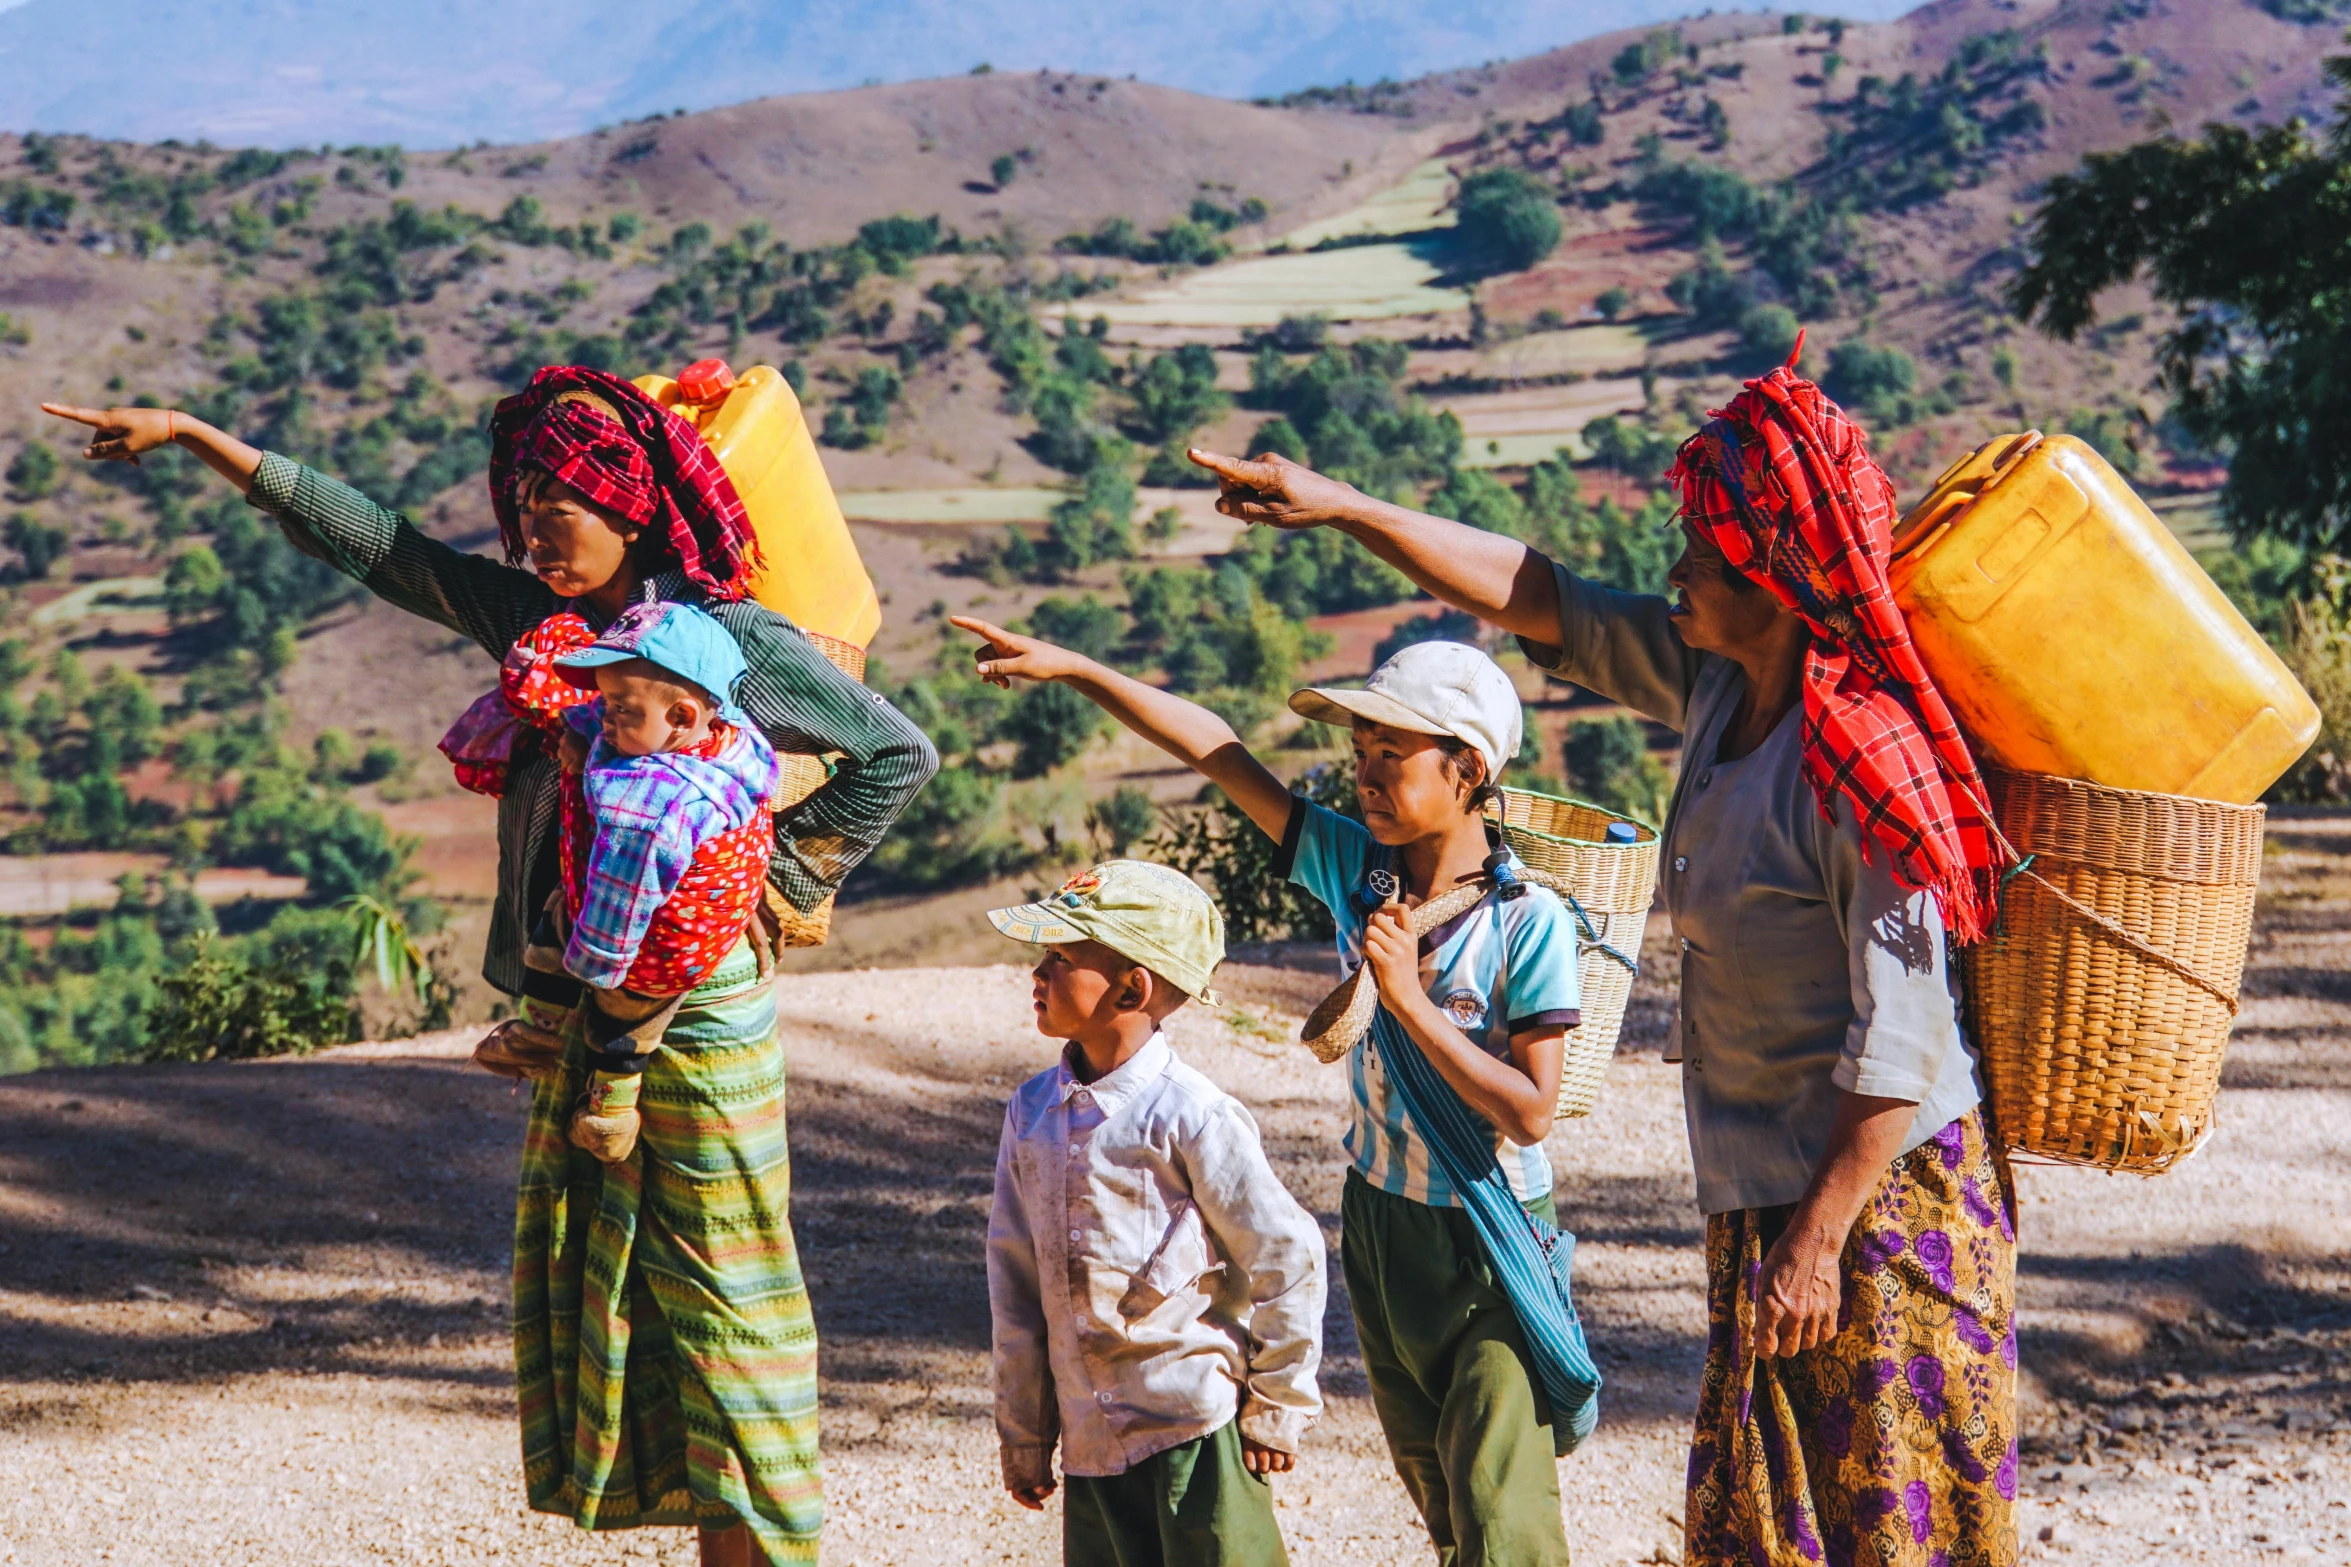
top-left (1185, 355), bottom-right (2018, 1567)
top-left (45, 372), bottom-right (938, 1567)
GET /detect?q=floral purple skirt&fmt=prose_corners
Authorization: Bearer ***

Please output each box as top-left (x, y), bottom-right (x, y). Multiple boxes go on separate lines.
top-left (1686, 1108), bottom-right (2018, 1567)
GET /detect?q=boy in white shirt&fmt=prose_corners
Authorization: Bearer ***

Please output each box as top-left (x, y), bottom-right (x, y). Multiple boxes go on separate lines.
top-left (986, 859), bottom-right (1326, 1567)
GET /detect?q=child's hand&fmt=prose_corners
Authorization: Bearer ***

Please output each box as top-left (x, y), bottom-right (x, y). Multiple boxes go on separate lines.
top-left (950, 616), bottom-right (1093, 689)
top-left (1006, 1477), bottom-right (1057, 1511)
top-left (1362, 900), bottom-right (1423, 1012)
top-left (558, 730), bottom-right (589, 775)
top-left (1241, 1436), bottom-right (1295, 1475)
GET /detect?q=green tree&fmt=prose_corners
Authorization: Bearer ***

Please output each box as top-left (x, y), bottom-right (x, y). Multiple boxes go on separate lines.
top-left (1455, 169), bottom-right (1562, 271)
top-left (4, 511), bottom-right (65, 577)
top-left (84, 666), bottom-right (161, 767)
top-left (6, 440), bottom-right (60, 500)
top-left (1822, 339), bottom-right (1916, 416)
top-left (1087, 785), bottom-right (1158, 856)
top-left (1564, 715), bottom-right (1672, 822)
top-left (1581, 415), bottom-right (1679, 479)
top-left (1025, 595), bottom-right (1126, 660)
top-left (2009, 51), bottom-right (2351, 549)
top-left (1127, 343), bottom-right (1230, 445)
top-left (1737, 303), bottom-right (1802, 367)
top-left (1001, 682), bottom-right (1108, 777)
top-left (1040, 446), bottom-right (1139, 575)
top-left (142, 934), bottom-right (355, 1062)
top-left (1148, 762), bottom-right (1351, 943)
top-left (866, 765), bottom-right (1015, 889)
top-left (991, 153), bottom-right (1019, 188)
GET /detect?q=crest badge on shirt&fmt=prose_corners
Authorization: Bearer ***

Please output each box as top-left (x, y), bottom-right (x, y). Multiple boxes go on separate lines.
top-left (1440, 988), bottom-right (1489, 1031)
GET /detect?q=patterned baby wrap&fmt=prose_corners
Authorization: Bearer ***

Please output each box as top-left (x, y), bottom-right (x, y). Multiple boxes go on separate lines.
top-left (439, 611), bottom-right (775, 995)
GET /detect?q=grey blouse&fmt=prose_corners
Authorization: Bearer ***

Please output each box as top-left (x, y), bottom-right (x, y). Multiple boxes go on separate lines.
top-left (1521, 563), bottom-right (1981, 1214)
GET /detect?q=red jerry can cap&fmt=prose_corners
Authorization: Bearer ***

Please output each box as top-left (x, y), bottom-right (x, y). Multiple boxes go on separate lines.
top-left (678, 358), bottom-right (736, 406)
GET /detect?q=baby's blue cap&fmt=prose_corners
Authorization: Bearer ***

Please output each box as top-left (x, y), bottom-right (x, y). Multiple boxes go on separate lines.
top-left (554, 601), bottom-right (749, 722)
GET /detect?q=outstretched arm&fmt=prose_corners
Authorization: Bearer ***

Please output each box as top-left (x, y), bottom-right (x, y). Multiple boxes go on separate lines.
top-left (949, 616), bottom-right (1294, 842)
top-left (44, 399), bottom-right (556, 657)
top-left (1187, 447), bottom-right (1562, 645)
top-left (42, 403), bottom-right (262, 492)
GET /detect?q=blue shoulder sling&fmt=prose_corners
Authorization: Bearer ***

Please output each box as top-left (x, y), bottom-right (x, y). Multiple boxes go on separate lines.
top-left (1356, 847), bottom-right (1603, 1455)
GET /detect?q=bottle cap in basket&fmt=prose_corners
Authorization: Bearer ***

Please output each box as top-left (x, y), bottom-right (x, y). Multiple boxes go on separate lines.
top-left (678, 358), bottom-right (736, 406)
top-left (1290, 640), bottom-right (1521, 781)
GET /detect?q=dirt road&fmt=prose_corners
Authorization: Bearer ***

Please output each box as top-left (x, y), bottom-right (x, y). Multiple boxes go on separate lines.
top-left (4, 817), bottom-right (2350, 1565)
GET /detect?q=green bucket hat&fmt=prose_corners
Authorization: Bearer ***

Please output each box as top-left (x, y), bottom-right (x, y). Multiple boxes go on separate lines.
top-left (988, 860), bottom-right (1225, 1005)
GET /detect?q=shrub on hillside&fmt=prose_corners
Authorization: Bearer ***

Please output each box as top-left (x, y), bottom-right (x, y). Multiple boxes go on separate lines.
top-left (1455, 169), bottom-right (1562, 272)
top-left (1564, 715), bottom-right (1673, 823)
top-left (141, 934), bottom-right (356, 1063)
top-left (1737, 304), bottom-right (1802, 367)
top-left (1002, 682), bottom-right (1109, 778)
top-left (1148, 762), bottom-right (1352, 943)
top-left (4, 512), bottom-right (65, 578)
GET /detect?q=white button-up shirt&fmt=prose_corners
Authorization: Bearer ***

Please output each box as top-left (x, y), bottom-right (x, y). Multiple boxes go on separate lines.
top-left (987, 1032), bottom-right (1326, 1487)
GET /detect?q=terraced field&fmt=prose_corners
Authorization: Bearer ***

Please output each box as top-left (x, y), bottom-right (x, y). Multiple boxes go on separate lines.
top-left (1089, 238), bottom-right (1469, 328)
top-left (1273, 157), bottom-right (1454, 251)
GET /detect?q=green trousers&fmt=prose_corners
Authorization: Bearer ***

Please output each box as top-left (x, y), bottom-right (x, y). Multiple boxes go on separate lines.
top-left (1342, 1169), bottom-right (1570, 1567)
top-left (1063, 1418), bottom-right (1289, 1567)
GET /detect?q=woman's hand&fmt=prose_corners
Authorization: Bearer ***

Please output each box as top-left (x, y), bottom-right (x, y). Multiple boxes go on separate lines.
top-left (40, 402), bottom-right (179, 466)
top-left (1361, 901), bottom-right (1424, 1013)
top-left (1241, 1436), bottom-right (1296, 1476)
top-left (949, 615), bottom-right (1094, 688)
top-left (1753, 1220), bottom-right (1844, 1358)
top-left (1753, 1093), bottom-right (1916, 1359)
top-left (41, 401), bottom-right (262, 493)
top-left (1188, 448), bottom-right (1362, 531)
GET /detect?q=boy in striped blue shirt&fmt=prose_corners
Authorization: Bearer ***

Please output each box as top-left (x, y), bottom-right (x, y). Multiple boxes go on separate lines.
top-left (954, 616), bottom-right (1587, 1567)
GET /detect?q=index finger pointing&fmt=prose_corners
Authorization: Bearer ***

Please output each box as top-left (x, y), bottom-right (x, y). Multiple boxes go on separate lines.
top-left (1186, 447), bottom-right (1281, 491)
top-left (946, 614), bottom-right (1010, 643)
top-left (38, 402), bottom-right (109, 428)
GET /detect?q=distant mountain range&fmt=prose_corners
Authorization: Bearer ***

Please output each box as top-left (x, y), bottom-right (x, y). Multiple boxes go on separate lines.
top-left (0, 0), bottom-right (1911, 149)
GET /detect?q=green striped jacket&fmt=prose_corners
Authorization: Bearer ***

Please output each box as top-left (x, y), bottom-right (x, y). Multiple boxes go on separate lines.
top-left (246, 453), bottom-right (938, 997)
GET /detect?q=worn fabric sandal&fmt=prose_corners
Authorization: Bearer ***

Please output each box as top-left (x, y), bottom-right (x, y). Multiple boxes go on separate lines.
top-left (568, 1071), bottom-right (642, 1164)
top-left (471, 1019), bottom-right (567, 1082)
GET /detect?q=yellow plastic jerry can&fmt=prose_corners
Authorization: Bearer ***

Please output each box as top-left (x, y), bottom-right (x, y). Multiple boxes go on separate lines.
top-left (634, 359), bottom-right (883, 668)
top-left (1889, 432), bottom-right (2319, 803)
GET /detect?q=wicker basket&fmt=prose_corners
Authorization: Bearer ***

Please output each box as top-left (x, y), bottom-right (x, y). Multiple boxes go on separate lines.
top-left (1487, 787), bottom-right (1662, 1118)
top-left (766, 631), bottom-right (869, 948)
top-left (1966, 768), bottom-right (2265, 1174)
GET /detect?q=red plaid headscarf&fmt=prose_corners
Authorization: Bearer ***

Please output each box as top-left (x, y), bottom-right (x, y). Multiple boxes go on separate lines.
top-left (488, 365), bottom-right (761, 600)
top-left (1666, 356), bottom-right (2006, 944)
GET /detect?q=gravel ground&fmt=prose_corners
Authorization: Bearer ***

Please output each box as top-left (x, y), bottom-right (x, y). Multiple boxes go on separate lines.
top-left (2, 816), bottom-right (2348, 1565)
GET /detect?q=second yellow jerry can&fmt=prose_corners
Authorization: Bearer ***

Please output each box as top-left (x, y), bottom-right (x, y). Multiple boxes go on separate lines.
top-left (634, 359), bottom-right (884, 669)
top-left (1889, 432), bottom-right (2319, 803)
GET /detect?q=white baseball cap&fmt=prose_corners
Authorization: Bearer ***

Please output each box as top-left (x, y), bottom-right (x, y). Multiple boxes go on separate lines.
top-left (1289, 639), bottom-right (1523, 781)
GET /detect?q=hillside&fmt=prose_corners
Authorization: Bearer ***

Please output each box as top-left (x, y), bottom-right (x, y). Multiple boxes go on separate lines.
top-left (0, 0), bottom-right (2345, 1062)
top-left (0, 0), bottom-right (1911, 147)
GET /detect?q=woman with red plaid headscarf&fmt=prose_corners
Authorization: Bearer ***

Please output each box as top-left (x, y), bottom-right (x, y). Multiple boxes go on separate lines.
top-left (45, 372), bottom-right (938, 1567)
top-left (1185, 349), bottom-right (2019, 1567)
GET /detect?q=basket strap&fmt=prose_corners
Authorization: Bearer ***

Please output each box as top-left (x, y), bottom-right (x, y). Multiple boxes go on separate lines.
top-left (1550, 884), bottom-right (1641, 974)
top-left (2008, 864), bottom-right (2242, 1016)
top-left (1297, 879), bottom-right (1492, 1063)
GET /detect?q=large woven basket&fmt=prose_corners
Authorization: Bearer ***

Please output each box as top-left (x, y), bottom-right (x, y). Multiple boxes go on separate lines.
top-left (1966, 768), bottom-right (2265, 1174)
top-left (1488, 787), bottom-right (1662, 1118)
top-left (767, 631), bottom-right (869, 948)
